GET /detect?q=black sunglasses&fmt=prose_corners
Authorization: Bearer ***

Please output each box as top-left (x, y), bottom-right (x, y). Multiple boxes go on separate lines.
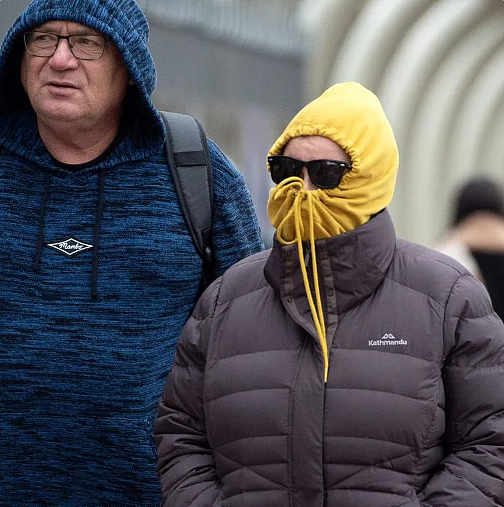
top-left (268, 155), bottom-right (352, 189)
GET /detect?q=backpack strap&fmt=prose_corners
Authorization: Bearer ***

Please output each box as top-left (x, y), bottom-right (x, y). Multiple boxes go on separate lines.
top-left (160, 111), bottom-right (215, 293)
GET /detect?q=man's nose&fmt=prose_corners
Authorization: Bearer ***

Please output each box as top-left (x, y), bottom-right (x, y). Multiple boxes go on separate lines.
top-left (49, 39), bottom-right (78, 68)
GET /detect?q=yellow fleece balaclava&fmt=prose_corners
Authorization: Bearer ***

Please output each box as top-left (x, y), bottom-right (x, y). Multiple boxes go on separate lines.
top-left (267, 81), bottom-right (399, 241)
top-left (267, 82), bottom-right (399, 382)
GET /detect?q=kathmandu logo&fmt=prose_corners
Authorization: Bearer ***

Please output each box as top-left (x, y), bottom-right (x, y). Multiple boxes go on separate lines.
top-left (47, 238), bottom-right (93, 257)
top-left (369, 333), bottom-right (408, 347)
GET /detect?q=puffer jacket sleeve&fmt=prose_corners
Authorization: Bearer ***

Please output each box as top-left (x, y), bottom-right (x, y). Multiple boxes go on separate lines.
top-left (153, 279), bottom-right (222, 507)
top-left (418, 274), bottom-right (504, 506)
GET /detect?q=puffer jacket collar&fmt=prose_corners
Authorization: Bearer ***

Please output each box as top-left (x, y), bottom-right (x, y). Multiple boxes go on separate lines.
top-left (264, 209), bottom-right (396, 339)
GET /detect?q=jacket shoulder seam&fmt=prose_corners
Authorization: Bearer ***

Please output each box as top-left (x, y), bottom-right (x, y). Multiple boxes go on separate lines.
top-left (383, 273), bottom-right (445, 311)
top-left (385, 249), bottom-right (465, 308)
top-left (216, 279), bottom-right (270, 309)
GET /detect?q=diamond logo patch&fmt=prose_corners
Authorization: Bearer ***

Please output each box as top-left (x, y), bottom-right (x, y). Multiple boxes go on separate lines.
top-left (47, 238), bottom-right (93, 257)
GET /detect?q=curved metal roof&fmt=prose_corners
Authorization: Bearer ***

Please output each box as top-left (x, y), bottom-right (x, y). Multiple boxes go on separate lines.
top-left (301, 0), bottom-right (504, 246)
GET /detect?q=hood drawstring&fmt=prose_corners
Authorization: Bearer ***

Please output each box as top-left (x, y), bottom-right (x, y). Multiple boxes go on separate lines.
top-left (274, 177), bottom-right (329, 382)
top-left (34, 172), bottom-right (51, 273)
top-left (33, 170), bottom-right (105, 301)
top-left (91, 171), bottom-right (105, 300)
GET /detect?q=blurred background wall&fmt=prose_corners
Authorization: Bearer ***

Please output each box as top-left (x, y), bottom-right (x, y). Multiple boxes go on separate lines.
top-left (2, 0), bottom-right (504, 247)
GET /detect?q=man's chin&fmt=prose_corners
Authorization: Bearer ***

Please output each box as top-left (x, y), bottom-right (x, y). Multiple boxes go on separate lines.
top-left (37, 104), bottom-right (87, 124)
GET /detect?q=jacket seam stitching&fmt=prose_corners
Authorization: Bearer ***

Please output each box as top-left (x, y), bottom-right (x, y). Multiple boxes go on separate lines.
top-left (442, 273), bottom-right (466, 359)
top-left (387, 248), bottom-right (465, 306)
top-left (439, 470), bottom-right (497, 504)
top-left (210, 277), bottom-right (223, 318)
top-left (383, 273), bottom-right (444, 311)
top-left (215, 281), bottom-right (270, 309)
top-left (354, 237), bottom-right (444, 311)
top-left (412, 275), bottom-right (463, 479)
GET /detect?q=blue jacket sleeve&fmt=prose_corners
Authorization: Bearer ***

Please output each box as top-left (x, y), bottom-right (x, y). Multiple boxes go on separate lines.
top-left (207, 139), bottom-right (264, 277)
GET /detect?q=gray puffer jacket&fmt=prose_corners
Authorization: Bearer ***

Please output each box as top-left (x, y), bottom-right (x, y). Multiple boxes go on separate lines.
top-left (154, 209), bottom-right (504, 507)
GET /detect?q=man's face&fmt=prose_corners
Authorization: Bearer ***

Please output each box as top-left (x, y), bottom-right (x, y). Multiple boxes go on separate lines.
top-left (283, 136), bottom-right (351, 191)
top-left (20, 20), bottom-right (131, 127)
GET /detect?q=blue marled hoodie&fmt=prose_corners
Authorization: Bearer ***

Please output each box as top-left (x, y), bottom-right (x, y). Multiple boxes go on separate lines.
top-left (0, 1), bottom-right (264, 505)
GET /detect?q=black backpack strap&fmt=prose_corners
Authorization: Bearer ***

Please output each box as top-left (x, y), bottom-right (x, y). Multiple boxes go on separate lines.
top-left (160, 111), bottom-right (215, 292)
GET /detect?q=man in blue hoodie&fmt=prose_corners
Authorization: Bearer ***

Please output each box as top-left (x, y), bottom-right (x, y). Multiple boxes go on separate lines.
top-left (0, 0), bottom-right (264, 505)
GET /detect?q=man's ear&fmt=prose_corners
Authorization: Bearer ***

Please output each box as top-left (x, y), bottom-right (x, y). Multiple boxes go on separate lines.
top-left (128, 77), bottom-right (134, 86)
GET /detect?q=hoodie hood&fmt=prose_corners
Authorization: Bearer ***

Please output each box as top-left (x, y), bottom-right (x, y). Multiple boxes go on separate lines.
top-left (0, 0), bottom-right (165, 167)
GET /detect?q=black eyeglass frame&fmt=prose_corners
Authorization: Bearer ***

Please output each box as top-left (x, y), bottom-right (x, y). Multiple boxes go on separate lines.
top-left (23, 31), bottom-right (110, 60)
top-left (268, 155), bottom-right (352, 189)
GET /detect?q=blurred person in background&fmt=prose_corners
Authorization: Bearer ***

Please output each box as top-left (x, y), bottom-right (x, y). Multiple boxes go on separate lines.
top-left (436, 175), bottom-right (504, 321)
top-left (154, 82), bottom-right (504, 507)
top-left (0, 0), bottom-right (263, 505)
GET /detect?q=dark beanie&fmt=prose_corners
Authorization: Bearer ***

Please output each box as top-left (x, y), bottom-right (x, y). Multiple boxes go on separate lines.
top-left (453, 175), bottom-right (504, 226)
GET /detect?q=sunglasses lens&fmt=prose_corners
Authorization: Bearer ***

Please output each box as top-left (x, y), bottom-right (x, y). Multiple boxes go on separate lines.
top-left (308, 161), bottom-right (346, 189)
top-left (269, 157), bottom-right (301, 184)
top-left (309, 161), bottom-right (340, 188)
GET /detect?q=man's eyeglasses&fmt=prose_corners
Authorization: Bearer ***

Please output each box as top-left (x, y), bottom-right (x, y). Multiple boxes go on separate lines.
top-left (24, 31), bottom-right (109, 60)
top-left (268, 155), bottom-right (352, 189)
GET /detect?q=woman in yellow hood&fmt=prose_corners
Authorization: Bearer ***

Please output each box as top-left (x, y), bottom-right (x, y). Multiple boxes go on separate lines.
top-left (155, 82), bottom-right (504, 507)
top-left (267, 82), bottom-right (400, 381)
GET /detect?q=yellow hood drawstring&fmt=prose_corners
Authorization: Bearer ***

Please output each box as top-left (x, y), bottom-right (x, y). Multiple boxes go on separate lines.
top-left (272, 177), bottom-right (329, 382)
